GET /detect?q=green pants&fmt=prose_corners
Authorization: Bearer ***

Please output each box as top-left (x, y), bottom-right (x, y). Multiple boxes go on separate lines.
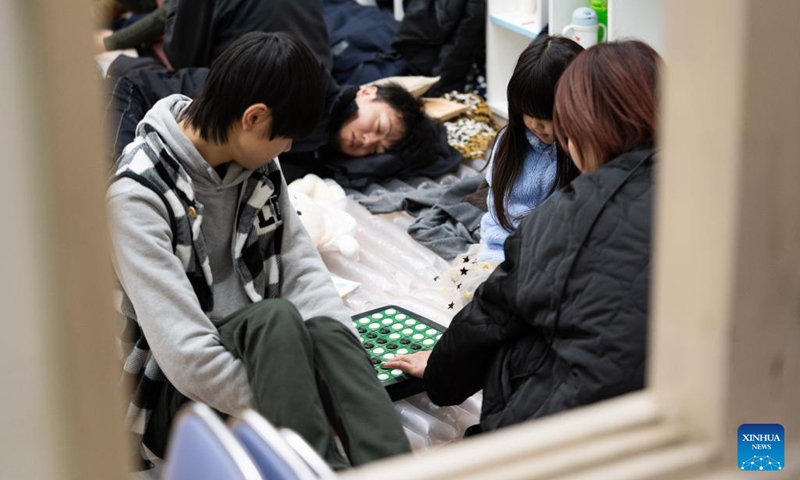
top-left (143, 299), bottom-right (410, 469)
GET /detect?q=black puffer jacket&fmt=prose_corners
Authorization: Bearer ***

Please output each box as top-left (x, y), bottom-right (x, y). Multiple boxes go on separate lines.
top-left (424, 149), bottom-right (654, 430)
top-left (392, 0), bottom-right (486, 96)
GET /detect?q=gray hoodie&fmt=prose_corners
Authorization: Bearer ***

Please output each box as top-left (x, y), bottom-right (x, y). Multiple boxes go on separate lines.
top-left (107, 94), bottom-right (353, 415)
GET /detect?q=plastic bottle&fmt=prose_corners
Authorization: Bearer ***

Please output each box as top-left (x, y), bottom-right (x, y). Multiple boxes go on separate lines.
top-left (589, 0), bottom-right (608, 44)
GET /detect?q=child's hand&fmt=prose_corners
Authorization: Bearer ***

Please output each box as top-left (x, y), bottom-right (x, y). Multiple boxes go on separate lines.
top-left (382, 351), bottom-right (431, 378)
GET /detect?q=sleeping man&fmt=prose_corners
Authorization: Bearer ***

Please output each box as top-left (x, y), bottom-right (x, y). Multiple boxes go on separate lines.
top-left (106, 62), bottom-right (461, 184)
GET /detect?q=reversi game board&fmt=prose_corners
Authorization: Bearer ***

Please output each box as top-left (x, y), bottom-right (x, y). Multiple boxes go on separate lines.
top-left (351, 305), bottom-right (446, 401)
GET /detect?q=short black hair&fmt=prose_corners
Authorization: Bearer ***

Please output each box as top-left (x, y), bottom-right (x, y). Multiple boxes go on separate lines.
top-left (181, 31), bottom-right (325, 144)
top-left (375, 83), bottom-right (439, 164)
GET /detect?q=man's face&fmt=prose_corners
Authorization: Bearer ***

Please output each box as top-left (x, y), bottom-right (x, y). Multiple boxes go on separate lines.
top-left (337, 86), bottom-right (405, 157)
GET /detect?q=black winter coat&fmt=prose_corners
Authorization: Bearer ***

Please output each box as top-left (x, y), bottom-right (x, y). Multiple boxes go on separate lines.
top-left (424, 149), bottom-right (654, 431)
top-left (392, 0), bottom-right (486, 96)
top-left (164, 0), bottom-right (332, 70)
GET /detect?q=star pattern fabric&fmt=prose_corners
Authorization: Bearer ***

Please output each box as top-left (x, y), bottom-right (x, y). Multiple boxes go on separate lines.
top-left (433, 244), bottom-right (499, 314)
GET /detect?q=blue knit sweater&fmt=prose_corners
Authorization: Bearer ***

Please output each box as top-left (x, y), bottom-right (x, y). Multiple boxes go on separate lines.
top-left (478, 129), bottom-right (557, 263)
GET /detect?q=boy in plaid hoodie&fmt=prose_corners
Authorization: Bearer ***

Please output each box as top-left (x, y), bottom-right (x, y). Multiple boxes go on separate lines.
top-left (107, 31), bottom-right (409, 470)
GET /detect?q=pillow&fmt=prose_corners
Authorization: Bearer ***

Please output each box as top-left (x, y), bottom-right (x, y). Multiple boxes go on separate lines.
top-left (362, 75), bottom-right (441, 98)
top-left (422, 97), bottom-right (470, 122)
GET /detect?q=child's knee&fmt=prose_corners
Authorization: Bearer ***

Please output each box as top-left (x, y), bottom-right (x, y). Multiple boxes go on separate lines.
top-left (305, 316), bottom-right (347, 334)
top-left (305, 316), bottom-right (360, 347)
top-left (240, 299), bottom-right (306, 336)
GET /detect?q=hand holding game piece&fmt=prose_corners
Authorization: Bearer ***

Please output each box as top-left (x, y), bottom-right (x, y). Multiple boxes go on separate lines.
top-left (382, 351), bottom-right (432, 378)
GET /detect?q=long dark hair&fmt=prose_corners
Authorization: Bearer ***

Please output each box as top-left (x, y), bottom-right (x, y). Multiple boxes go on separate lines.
top-left (491, 35), bottom-right (583, 231)
top-left (554, 40), bottom-right (660, 171)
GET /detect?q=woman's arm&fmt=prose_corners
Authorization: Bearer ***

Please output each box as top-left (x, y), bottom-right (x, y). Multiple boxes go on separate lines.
top-left (423, 229), bottom-right (529, 406)
top-left (478, 130), bottom-right (510, 263)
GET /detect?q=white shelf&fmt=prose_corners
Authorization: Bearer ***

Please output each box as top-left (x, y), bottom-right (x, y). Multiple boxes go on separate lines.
top-left (486, 0), bottom-right (665, 120)
top-left (608, 0), bottom-right (665, 54)
top-left (489, 12), bottom-right (543, 39)
top-left (488, 101), bottom-right (509, 119)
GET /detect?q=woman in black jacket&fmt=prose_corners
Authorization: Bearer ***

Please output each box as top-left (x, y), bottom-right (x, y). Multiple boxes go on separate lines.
top-left (385, 40), bottom-right (661, 433)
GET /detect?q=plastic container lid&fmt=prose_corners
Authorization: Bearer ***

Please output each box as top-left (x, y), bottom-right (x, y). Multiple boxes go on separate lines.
top-left (571, 7), bottom-right (598, 27)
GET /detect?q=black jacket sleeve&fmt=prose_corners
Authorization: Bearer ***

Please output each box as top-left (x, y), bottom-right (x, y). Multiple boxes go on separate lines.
top-left (104, 1), bottom-right (168, 51)
top-left (423, 229), bottom-right (530, 406)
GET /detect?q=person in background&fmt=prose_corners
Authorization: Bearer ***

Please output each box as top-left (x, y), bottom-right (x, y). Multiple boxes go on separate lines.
top-left (385, 40), bottom-right (660, 434)
top-left (107, 32), bottom-right (410, 470)
top-left (94, 0), bottom-right (329, 74)
top-left (163, 0), bottom-right (332, 70)
top-left (105, 63), bottom-right (446, 183)
top-left (94, 0), bottom-right (170, 68)
top-left (478, 35), bottom-right (583, 264)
